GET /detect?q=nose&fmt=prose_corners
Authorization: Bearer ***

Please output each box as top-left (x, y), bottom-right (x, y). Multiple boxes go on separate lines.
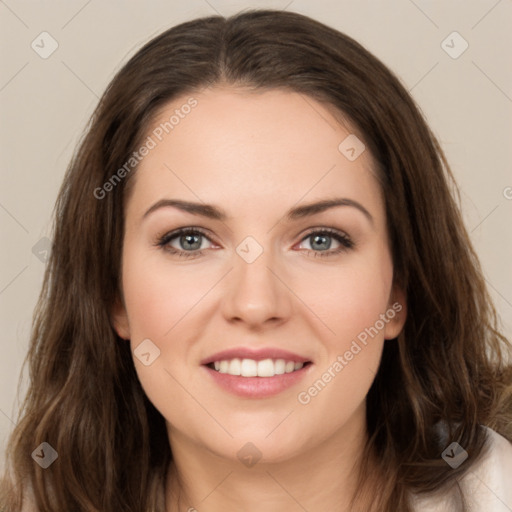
top-left (221, 244), bottom-right (293, 329)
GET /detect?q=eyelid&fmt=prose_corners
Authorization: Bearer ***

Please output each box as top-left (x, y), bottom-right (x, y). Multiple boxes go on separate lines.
top-left (156, 226), bottom-right (217, 247)
top-left (296, 226), bottom-right (354, 250)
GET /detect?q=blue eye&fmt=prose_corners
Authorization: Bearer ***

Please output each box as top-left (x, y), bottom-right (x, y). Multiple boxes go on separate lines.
top-left (298, 228), bottom-right (354, 257)
top-left (157, 228), bottom-right (212, 259)
top-left (156, 227), bottom-right (354, 259)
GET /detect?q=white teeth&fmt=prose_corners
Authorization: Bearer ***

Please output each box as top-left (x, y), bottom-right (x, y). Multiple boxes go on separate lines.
top-left (213, 358), bottom-right (305, 377)
top-left (257, 358), bottom-right (274, 377)
top-left (240, 358), bottom-right (258, 377)
top-left (228, 358), bottom-right (241, 376)
top-left (274, 359), bottom-right (286, 375)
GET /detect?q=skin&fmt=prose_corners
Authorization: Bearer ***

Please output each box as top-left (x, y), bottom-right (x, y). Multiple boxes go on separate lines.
top-left (113, 86), bottom-right (407, 512)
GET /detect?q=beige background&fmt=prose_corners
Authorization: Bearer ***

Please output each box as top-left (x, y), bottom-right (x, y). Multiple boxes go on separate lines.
top-left (1, 0), bottom-right (511, 469)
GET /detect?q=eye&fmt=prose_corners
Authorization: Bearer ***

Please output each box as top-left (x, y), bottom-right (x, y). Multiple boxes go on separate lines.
top-left (297, 228), bottom-right (354, 257)
top-left (156, 227), bottom-right (215, 259)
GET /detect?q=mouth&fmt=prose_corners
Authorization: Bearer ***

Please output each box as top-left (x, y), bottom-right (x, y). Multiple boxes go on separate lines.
top-left (201, 348), bottom-right (313, 398)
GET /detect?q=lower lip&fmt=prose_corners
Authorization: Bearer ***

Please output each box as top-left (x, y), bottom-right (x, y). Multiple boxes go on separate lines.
top-left (203, 364), bottom-right (312, 398)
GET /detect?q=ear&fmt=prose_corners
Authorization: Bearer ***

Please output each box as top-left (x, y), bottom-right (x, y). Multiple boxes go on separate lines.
top-left (111, 295), bottom-right (131, 340)
top-left (383, 282), bottom-right (407, 340)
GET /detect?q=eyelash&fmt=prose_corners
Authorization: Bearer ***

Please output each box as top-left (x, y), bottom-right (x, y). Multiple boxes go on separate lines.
top-left (155, 227), bottom-right (354, 260)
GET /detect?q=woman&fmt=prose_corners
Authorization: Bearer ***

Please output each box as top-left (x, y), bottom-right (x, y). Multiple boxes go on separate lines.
top-left (2, 9), bottom-right (511, 512)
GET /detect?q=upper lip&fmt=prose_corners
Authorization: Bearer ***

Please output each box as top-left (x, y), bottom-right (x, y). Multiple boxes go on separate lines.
top-left (201, 347), bottom-right (311, 365)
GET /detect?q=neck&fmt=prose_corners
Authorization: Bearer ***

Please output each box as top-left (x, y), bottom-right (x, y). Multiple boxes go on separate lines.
top-left (164, 406), bottom-right (375, 511)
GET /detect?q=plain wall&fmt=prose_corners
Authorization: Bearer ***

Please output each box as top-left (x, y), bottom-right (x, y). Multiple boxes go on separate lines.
top-left (1, 0), bottom-right (511, 470)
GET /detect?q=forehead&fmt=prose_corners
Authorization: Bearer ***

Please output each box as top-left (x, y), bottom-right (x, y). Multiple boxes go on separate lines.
top-left (128, 87), bottom-right (384, 225)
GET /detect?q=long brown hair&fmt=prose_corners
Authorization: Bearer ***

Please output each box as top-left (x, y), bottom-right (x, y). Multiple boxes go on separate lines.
top-left (2, 9), bottom-right (511, 511)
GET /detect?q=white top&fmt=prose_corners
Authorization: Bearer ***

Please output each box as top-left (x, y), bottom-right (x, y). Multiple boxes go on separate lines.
top-left (411, 427), bottom-right (512, 511)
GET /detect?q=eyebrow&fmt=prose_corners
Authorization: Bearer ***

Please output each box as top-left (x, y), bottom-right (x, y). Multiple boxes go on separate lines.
top-left (143, 197), bottom-right (374, 225)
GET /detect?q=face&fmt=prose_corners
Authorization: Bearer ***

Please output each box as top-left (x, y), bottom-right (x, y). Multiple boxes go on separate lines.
top-left (113, 87), bottom-right (406, 465)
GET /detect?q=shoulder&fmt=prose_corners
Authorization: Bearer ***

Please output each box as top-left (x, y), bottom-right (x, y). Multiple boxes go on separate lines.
top-left (460, 427), bottom-right (512, 510)
top-left (411, 427), bottom-right (512, 511)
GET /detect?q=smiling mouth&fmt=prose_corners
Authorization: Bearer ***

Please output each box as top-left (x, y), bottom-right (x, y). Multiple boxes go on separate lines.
top-left (205, 358), bottom-right (312, 378)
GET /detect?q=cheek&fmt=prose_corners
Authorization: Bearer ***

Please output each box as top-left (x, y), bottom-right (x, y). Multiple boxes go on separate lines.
top-left (121, 249), bottom-right (210, 434)
top-left (292, 265), bottom-right (391, 448)
top-left (122, 246), bottom-right (214, 341)
top-left (299, 244), bottom-right (394, 351)
top-left (295, 248), bottom-right (392, 416)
